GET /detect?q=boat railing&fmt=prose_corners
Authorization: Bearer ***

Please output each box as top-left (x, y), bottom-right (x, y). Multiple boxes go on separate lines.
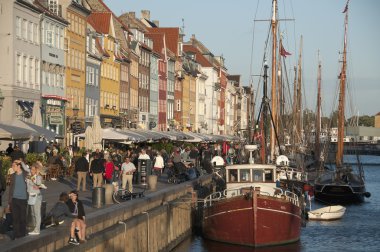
top-left (203, 185), bottom-right (299, 207)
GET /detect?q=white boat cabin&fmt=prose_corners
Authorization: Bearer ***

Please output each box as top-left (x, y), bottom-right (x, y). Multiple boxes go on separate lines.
top-left (225, 164), bottom-right (278, 197)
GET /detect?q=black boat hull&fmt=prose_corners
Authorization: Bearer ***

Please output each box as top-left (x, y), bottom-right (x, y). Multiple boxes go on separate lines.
top-left (314, 184), bottom-right (365, 204)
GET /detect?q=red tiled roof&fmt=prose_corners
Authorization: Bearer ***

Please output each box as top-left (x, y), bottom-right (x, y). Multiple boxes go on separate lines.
top-left (146, 32), bottom-right (165, 58)
top-left (87, 12), bottom-right (112, 34)
top-left (87, 0), bottom-right (132, 34)
top-left (147, 27), bottom-right (179, 56)
top-left (183, 44), bottom-right (213, 67)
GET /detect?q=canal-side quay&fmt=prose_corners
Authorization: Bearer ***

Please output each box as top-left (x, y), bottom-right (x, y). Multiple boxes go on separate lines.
top-left (0, 174), bottom-right (213, 252)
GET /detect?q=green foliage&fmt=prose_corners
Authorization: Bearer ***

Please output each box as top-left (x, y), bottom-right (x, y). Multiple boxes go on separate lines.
top-left (77, 147), bottom-right (87, 157)
top-left (151, 142), bottom-right (175, 154)
top-left (25, 153), bottom-right (44, 165)
top-left (0, 156), bottom-right (11, 178)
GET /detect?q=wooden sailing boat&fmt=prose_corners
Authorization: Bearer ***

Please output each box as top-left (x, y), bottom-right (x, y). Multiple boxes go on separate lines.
top-left (314, 1), bottom-right (371, 204)
top-left (202, 0), bottom-right (302, 247)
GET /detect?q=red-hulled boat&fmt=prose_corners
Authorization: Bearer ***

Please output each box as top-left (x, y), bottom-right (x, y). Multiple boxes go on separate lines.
top-left (202, 159), bottom-right (302, 247)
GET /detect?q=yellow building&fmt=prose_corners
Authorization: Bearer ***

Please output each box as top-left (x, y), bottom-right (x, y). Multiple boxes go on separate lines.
top-left (62, 1), bottom-right (90, 135)
top-left (87, 12), bottom-right (121, 127)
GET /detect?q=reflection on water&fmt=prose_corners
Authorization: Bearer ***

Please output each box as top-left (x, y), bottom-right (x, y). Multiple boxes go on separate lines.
top-left (173, 235), bottom-right (302, 252)
top-left (172, 163), bottom-right (380, 252)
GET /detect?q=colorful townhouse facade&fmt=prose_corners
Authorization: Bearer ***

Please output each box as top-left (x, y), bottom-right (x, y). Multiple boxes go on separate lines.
top-left (0, 1), bottom-right (252, 144)
top-left (36, 1), bottom-right (69, 137)
top-left (87, 11), bottom-right (121, 128)
top-left (62, 0), bottom-right (90, 136)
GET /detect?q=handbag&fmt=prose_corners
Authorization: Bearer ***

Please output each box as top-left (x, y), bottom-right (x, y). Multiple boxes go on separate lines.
top-left (28, 193), bottom-right (38, 205)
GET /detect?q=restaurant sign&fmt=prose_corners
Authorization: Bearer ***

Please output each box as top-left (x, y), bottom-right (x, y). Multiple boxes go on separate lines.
top-left (49, 113), bottom-right (63, 125)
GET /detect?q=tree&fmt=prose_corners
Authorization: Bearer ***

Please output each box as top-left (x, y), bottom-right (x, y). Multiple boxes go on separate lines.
top-left (347, 115), bottom-right (374, 127)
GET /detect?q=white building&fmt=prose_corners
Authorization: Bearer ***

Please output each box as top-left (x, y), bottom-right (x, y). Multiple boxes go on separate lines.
top-left (0, 0), bottom-right (42, 122)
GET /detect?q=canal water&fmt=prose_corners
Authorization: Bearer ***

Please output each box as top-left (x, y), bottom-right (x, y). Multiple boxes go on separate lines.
top-left (172, 155), bottom-right (380, 252)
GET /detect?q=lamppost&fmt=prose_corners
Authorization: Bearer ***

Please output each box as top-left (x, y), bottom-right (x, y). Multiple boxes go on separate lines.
top-left (73, 105), bottom-right (79, 122)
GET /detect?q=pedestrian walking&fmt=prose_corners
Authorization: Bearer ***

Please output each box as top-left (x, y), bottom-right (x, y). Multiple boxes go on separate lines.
top-left (75, 152), bottom-right (89, 192)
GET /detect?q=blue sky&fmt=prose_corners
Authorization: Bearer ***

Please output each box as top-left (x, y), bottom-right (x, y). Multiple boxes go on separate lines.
top-left (104, 0), bottom-right (379, 117)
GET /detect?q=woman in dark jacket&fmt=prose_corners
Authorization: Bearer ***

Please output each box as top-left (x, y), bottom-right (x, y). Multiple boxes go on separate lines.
top-left (66, 190), bottom-right (86, 243)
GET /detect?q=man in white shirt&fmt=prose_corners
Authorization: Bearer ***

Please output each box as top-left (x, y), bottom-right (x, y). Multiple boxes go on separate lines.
top-left (138, 149), bottom-right (150, 160)
top-left (121, 157), bottom-right (136, 193)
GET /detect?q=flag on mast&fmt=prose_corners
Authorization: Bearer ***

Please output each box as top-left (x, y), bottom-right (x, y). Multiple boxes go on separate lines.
top-left (342, 0), bottom-right (350, 13)
top-left (280, 43), bottom-right (291, 58)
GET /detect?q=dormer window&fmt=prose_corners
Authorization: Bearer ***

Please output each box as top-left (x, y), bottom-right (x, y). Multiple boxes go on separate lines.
top-left (48, 0), bottom-right (58, 14)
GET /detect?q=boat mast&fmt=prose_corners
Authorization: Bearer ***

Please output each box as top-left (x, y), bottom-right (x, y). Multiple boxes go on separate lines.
top-left (296, 36), bottom-right (303, 147)
top-left (336, 3), bottom-right (349, 167)
top-left (292, 66), bottom-right (297, 152)
top-left (315, 51), bottom-right (322, 162)
top-left (270, 0), bottom-right (278, 162)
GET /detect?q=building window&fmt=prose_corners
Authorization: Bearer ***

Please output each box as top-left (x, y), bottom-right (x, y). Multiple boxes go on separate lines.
top-left (33, 23), bottom-right (38, 44)
top-left (16, 54), bottom-right (22, 83)
top-left (16, 17), bottom-right (21, 38)
top-left (29, 58), bottom-right (34, 88)
top-left (88, 67), bottom-right (94, 85)
top-left (55, 26), bottom-right (59, 48)
top-left (23, 56), bottom-right (27, 85)
top-left (91, 37), bottom-right (95, 54)
top-left (28, 22), bottom-right (33, 42)
top-left (22, 19), bottom-right (27, 40)
top-left (35, 59), bottom-right (40, 89)
top-left (46, 30), bottom-right (53, 46)
top-left (59, 27), bottom-right (63, 49)
top-left (48, 0), bottom-right (58, 15)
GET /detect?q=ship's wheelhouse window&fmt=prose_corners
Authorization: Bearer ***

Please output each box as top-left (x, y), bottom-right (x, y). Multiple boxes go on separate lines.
top-left (228, 169), bottom-right (238, 182)
top-left (264, 169), bottom-right (274, 182)
top-left (239, 169), bottom-right (250, 182)
top-left (253, 170), bottom-right (263, 182)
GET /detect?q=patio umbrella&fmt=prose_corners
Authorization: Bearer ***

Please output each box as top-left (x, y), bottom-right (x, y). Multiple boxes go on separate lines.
top-left (0, 123), bottom-right (33, 140)
top-left (102, 128), bottom-right (131, 141)
top-left (116, 129), bottom-right (148, 142)
top-left (84, 126), bottom-right (94, 150)
top-left (2, 119), bottom-right (58, 141)
top-left (31, 100), bottom-right (42, 127)
top-left (92, 115), bottom-right (102, 150)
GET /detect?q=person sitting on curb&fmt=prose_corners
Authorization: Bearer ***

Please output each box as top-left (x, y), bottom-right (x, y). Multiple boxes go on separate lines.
top-left (43, 192), bottom-right (83, 245)
top-left (66, 190), bottom-right (87, 244)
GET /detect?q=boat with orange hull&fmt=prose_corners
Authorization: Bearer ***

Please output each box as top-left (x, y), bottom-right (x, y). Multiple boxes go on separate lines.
top-left (202, 160), bottom-right (302, 247)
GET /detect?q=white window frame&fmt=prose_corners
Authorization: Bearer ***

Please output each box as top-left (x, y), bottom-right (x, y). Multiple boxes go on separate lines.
top-left (46, 30), bottom-right (53, 46)
top-left (16, 53), bottom-right (22, 83)
top-left (23, 55), bottom-right (28, 85)
top-left (28, 22), bottom-right (33, 42)
top-left (33, 23), bottom-right (38, 44)
top-left (22, 19), bottom-right (27, 40)
top-left (29, 57), bottom-right (34, 88)
top-left (34, 60), bottom-right (40, 88)
top-left (16, 17), bottom-right (21, 38)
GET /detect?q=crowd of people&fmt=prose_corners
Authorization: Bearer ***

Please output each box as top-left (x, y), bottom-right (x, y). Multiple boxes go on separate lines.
top-left (0, 140), bottom-right (245, 245)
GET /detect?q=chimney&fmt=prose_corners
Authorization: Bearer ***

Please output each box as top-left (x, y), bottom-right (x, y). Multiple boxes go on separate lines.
top-left (141, 10), bottom-right (150, 20)
top-left (153, 20), bottom-right (159, 27)
top-left (128, 12), bottom-right (136, 19)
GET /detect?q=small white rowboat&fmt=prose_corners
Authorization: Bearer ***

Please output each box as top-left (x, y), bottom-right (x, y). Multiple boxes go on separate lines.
top-left (308, 205), bottom-right (346, 221)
